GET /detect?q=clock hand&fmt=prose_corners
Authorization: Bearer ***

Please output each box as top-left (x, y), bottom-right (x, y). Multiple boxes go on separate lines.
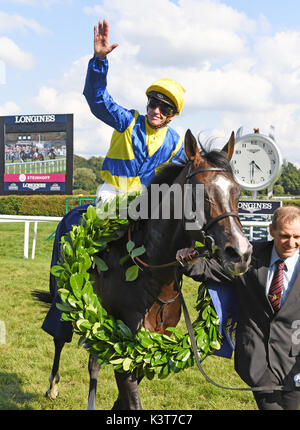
top-left (253, 161), bottom-right (262, 172)
top-left (250, 160), bottom-right (254, 180)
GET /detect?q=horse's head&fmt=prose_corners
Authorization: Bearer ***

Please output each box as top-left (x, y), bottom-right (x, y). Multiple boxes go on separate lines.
top-left (183, 129), bottom-right (252, 276)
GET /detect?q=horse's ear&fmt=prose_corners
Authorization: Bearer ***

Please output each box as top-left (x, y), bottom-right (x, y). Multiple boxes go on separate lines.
top-left (221, 131), bottom-right (235, 160)
top-left (184, 129), bottom-right (200, 161)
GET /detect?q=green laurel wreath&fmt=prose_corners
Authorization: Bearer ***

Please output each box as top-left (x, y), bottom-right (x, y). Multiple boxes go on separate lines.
top-left (51, 195), bottom-right (222, 380)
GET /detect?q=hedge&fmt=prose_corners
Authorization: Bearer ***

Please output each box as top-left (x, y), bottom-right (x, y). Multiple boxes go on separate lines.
top-left (0, 195), bottom-right (96, 217)
top-left (281, 199), bottom-right (300, 208)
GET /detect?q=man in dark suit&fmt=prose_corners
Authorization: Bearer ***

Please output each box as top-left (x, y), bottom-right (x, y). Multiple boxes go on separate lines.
top-left (177, 206), bottom-right (300, 410)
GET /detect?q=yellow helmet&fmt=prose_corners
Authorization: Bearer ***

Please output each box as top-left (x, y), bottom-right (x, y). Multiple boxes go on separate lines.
top-left (146, 78), bottom-right (185, 115)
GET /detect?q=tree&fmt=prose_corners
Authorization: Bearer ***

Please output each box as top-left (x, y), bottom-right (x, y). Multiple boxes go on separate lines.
top-left (273, 184), bottom-right (285, 196)
top-left (275, 162), bottom-right (300, 195)
top-left (73, 168), bottom-right (96, 193)
top-left (73, 155), bottom-right (104, 193)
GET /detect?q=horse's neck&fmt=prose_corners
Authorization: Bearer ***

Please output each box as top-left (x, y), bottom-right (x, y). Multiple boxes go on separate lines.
top-left (139, 171), bottom-right (192, 265)
top-left (142, 218), bottom-right (191, 266)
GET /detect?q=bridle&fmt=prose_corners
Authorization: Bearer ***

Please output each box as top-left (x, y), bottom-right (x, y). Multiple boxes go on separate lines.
top-left (185, 163), bottom-right (240, 256)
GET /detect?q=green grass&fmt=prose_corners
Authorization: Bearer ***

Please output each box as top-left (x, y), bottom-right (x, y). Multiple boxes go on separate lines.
top-left (0, 221), bottom-right (257, 410)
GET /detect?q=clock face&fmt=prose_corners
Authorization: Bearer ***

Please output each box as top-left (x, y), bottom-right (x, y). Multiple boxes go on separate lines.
top-left (231, 134), bottom-right (282, 190)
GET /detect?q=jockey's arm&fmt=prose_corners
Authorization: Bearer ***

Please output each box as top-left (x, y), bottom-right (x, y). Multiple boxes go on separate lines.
top-left (83, 56), bottom-right (136, 132)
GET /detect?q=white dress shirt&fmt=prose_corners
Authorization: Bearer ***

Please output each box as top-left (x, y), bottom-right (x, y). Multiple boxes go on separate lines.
top-left (266, 246), bottom-right (300, 306)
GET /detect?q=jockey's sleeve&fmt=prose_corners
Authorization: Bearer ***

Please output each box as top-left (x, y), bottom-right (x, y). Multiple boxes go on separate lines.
top-left (169, 145), bottom-right (187, 164)
top-left (83, 55), bottom-right (136, 133)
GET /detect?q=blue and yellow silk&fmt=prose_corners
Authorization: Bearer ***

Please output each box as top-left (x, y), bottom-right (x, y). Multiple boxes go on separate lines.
top-left (83, 56), bottom-right (185, 192)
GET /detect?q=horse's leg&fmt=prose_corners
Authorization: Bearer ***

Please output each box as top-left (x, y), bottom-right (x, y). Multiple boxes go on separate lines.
top-left (112, 373), bottom-right (144, 410)
top-left (113, 370), bottom-right (142, 410)
top-left (45, 338), bottom-right (65, 399)
top-left (87, 355), bottom-right (101, 410)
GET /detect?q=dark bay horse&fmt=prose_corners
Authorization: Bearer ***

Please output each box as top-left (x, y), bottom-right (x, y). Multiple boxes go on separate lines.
top-left (39, 129), bottom-right (252, 409)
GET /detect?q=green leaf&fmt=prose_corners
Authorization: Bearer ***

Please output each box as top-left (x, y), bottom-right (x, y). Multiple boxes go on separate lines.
top-left (56, 302), bottom-right (73, 312)
top-left (61, 312), bottom-right (74, 321)
top-left (57, 288), bottom-right (70, 302)
top-left (110, 358), bottom-right (124, 365)
top-left (70, 272), bottom-right (84, 289)
top-left (123, 357), bottom-right (133, 371)
top-left (158, 364), bottom-right (170, 379)
top-left (126, 240), bottom-right (135, 253)
top-left (69, 273), bottom-right (84, 300)
top-left (76, 319), bottom-right (92, 331)
top-left (211, 340), bottom-right (221, 350)
top-left (175, 349), bottom-right (191, 362)
top-left (116, 320), bottom-right (133, 339)
top-left (125, 265), bottom-right (139, 282)
top-left (86, 205), bottom-right (96, 221)
top-left (113, 342), bottom-right (125, 354)
top-left (202, 307), bottom-right (208, 320)
top-left (50, 265), bottom-right (64, 277)
top-left (167, 327), bottom-right (184, 340)
top-left (130, 245), bottom-right (146, 259)
top-left (93, 255), bottom-right (109, 273)
top-left (63, 241), bottom-right (73, 257)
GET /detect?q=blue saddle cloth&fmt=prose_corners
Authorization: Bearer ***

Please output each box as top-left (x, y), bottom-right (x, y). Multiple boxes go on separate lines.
top-left (42, 203), bottom-right (92, 342)
top-left (207, 283), bottom-right (238, 359)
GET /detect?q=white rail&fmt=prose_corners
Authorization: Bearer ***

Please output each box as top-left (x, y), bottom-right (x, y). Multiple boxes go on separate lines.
top-left (0, 215), bottom-right (62, 259)
top-left (5, 158), bottom-right (66, 174)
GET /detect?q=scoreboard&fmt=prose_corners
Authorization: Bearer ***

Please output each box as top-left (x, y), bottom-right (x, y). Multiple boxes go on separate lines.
top-left (0, 113), bottom-right (73, 195)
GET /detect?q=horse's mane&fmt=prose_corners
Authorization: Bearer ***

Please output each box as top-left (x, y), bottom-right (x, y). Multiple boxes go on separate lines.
top-left (201, 148), bottom-right (233, 175)
top-left (150, 161), bottom-right (185, 187)
top-left (150, 142), bottom-right (232, 188)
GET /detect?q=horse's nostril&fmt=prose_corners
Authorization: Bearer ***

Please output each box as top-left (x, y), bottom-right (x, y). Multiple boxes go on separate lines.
top-left (225, 246), bottom-right (241, 262)
top-left (225, 244), bottom-right (252, 264)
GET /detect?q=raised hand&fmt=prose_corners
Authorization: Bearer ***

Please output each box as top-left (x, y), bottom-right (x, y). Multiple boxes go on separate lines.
top-left (94, 19), bottom-right (119, 59)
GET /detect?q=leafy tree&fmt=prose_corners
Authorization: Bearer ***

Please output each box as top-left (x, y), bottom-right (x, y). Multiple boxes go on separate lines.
top-left (275, 162), bottom-right (300, 195)
top-left (273, 184), bottom-right (285, 196)
top-left (73, 168), bottom-right (96, 193)
top-left (73, 155), bottom-right (104, 194)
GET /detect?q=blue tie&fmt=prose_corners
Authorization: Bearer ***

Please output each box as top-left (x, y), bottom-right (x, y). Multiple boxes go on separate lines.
top-left (268, 259), bottom-right (286, 312)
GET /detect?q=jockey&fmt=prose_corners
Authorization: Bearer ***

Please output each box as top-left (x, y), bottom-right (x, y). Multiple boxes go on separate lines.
top-left (41, 19), bottom-right (186, 342)
top-left (83, 19), bottom-right (186, 203)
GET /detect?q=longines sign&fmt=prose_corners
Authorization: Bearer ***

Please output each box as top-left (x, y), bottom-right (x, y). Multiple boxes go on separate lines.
top-left (14, 114), bottom-right (56, 124)
top-left (238, 200), bottom-right (282, 215)
top-left (0, 113), bottom-right (73, 195)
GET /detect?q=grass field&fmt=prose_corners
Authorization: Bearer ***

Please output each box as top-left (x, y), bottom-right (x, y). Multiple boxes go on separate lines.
top-left (0, 221), bottom-right (258, 410)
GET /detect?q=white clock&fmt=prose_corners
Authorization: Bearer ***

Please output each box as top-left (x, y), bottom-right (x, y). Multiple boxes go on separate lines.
top-left (230, 130), bottom-right (283, 191)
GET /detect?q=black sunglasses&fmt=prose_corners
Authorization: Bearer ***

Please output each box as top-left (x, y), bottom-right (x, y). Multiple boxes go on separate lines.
top-left (147, 97), bottom-right (176, 116)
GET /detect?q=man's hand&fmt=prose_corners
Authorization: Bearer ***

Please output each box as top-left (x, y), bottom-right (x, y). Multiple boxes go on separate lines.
top-left (176, 248), bottom-right (199, 266)
top-left (94, 19), bottom-right (119, 59)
